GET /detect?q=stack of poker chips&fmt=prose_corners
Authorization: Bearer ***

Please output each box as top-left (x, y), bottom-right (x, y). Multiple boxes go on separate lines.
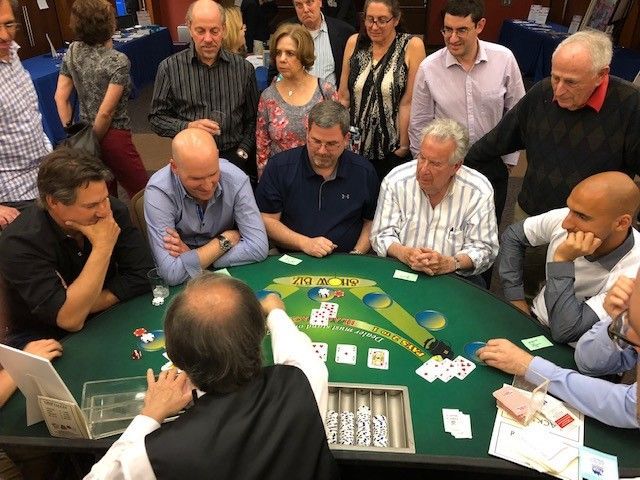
top-left (372, 414), bottom-right (389, 447)
top-left (356, 405), bottom-right (372, 446)
top-left (338, 411), bottom-right (355, 445)
top-left (325, 410), bottom-right (338, 444)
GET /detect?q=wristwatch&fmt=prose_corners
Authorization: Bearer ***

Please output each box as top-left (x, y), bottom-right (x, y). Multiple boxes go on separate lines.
top-left (217, 234), bottom-right (232, 253)
top-left (236, 148), bottom-right (249, 161)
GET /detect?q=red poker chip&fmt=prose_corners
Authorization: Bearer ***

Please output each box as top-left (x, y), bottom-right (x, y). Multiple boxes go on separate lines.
top-left (133, 328), bottom-right (147, 337)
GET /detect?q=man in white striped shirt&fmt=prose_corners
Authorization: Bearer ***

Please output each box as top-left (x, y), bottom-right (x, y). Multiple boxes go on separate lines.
top-left (370, 118), bottom-right (498, 286)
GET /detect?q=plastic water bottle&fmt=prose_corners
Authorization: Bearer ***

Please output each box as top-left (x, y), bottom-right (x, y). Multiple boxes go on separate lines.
top-left (349, 126), bottom-right (361, 154)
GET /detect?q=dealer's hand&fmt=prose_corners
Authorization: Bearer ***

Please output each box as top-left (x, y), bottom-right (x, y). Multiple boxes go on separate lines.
top-left (553, 231), bottom-right (602, 262)
top-left (477, 339), bottom-right (533, 377)
top-left (187, 119), bottom-right (221, 136)
top-left (604, 275), bottom-right (635, 319)
top-left (260, 293), bottom-right (285, 316)
top-left (301, 236), bottom-right (336, 258)
top-left (23, 339), bottom-right (63, 361)
top-left (0, 205), bottom-right (20, 228)
top-left (141, 368), bottom-right (192, 424)
top-left (164, 228), bottom-right (190, 257)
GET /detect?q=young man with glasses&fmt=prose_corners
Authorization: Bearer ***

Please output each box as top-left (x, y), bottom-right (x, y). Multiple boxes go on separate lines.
top-left (478, 272), bottom-right (639, 428)
top-left (409, 0), bottom-right (524, 222)
top-left (0, 0), bottom-right (52, 229)
top-left (255, 101), bottom-right (378, 257)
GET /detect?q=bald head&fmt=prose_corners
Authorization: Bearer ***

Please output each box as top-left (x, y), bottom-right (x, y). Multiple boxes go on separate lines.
top-left (171, 128), bottom-right (220, 202)
top-left (573, 172), bottom-right (640, 218)
top-left (186, 0), bottom-right (224, 25)
top-left (164, 273), bottom-right (266, 393)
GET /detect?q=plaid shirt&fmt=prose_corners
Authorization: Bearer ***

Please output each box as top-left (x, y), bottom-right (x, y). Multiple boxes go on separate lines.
top-left (0, 42), bottom-right (52, 202)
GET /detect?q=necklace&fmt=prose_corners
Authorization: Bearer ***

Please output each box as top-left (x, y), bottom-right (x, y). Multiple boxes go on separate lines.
top-left (281, 73), bottom-right (307, 98)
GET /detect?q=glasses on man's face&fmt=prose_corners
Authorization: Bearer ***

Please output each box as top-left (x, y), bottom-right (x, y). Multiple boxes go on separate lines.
top-left (364, 16), bottom-right (395, 27)
top-left (0, 21), bottom-right (19, 32)
top-left (607, 312), bottom-right (640, 350)
top-left (440, 26), bottom-right (472, 38)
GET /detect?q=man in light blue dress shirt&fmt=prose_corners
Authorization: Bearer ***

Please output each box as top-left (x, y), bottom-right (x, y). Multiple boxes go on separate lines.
top-left (479, 274), bottom-right (639, 428)
top-left (144, 128), bottom-right (268, 286)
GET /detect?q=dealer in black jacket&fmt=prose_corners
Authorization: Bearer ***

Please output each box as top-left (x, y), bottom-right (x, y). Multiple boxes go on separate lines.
top-left (268, 0), bottom-right (355, 87)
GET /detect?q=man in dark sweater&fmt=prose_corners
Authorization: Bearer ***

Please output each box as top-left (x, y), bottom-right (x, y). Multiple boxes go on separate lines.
top-left (465, 29), bottom-right (640, 220)
top-left (85, 273), bottom-right (339, 480)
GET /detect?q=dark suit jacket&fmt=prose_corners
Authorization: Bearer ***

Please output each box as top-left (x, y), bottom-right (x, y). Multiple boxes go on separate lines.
top-left (268, 16), bottom-right (355, 88)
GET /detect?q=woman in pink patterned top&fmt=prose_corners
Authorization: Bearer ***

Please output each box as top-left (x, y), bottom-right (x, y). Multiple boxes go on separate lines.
top-left (256, 23), bottom-right (337, 179)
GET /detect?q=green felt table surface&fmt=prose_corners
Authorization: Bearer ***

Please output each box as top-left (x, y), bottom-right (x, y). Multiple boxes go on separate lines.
top-left (1, 254), bottom-right (638, 475)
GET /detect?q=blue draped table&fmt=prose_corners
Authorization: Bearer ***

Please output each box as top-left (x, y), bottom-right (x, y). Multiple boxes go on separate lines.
top-left (499, 19), bottom-right (640, 83)
top-left (22, 26), bottom-right (173, 145)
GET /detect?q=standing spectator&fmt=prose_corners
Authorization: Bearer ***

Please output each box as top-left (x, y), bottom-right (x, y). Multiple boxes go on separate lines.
top-left (149, 0), bottom-right (258, 177)
top-left (0, 0), bottom-right (52, 228)
top-left (222, 5), bottom-right (247, 55)
top-left (256, 24), bottom-right (337, 178)
top-left (339, 0), bottom-right (425, 181)
top-left (54, 0), bottom-right (148, 199)
top-left (409, 0), bottom-right (524, 221)
top-left (242, 0), bottom-right (278, 54)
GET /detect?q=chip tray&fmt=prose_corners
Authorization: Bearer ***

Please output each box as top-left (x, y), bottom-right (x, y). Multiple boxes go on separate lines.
top-left (326, 382), bottom-right (415, 453)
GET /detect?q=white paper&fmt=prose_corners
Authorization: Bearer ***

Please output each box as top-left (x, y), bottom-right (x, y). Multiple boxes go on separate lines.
top-left (214, 268), bottom-right (231, 276)
top-left (279, 254), bottom-right (302, 265)
top-left (37, 0), bottom-right (49, 9)
top-left (38, 396), bottom-right (90, 439)
top-left (0, 344), bottom-right (76, 426)
top-left (393, 269), bottom-right (418, 282)
top-left (488, 387), bottom-right (584, 480)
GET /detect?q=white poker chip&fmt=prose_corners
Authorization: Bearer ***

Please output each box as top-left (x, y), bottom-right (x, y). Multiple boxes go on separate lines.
top-left (318, 288), bottom-right (331, 298)
top-left (152, 297), bottom-right (164, 306)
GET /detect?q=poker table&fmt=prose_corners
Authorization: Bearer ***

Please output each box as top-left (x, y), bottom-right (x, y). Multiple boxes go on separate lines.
top-left (1, 254), bottom-right (639, 477)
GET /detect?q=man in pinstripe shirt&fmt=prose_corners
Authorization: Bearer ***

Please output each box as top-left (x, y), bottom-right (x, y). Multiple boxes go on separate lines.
top-left (370, 118), bottom-right (498, 287)
top-left (149, 0), bottom-right (258, 177)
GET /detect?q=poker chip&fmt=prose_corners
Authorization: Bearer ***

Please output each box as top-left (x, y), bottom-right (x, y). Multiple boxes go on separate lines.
top-left (152, 297), bottom-right (164, 306)
top-left (133, 327), bottom-right (147, 337)
top-left (356, 405), bottom-right (372, 447)
top-left (325, 410), bottom-right (338, 444)
top-left (338, 411), bottom-right (355, 445)
top-left (372, 414), bottom-right (389, 448)
top-left (131, 349), bottom-right (142, 360)
top-left (140, 332), bottom-right (155, 344)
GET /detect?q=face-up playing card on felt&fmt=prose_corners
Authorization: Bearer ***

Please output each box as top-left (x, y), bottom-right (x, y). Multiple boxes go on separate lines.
top-left (367, 348), bottom-right (389, 370)
top-left (415, 358), bottom-right (442, 382)
top-left (453, 355), bottom-right (476, 380)
top-left (309, 308), bottom-right (329, 326)
top-left (438, 358), bottom-right (456, 382)
top-left (312, 342), bottom-right (328, 362)
top-left (335, 344), bottom-right (357, 365)
top-left (320, 302), bottom-right (339, 318)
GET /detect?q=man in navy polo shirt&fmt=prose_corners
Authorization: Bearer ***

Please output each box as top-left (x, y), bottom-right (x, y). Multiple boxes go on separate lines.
top-left (255, 100), bottom-right (378, 257)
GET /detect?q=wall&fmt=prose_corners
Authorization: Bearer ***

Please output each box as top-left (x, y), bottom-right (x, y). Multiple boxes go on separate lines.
top-left (154, 0), bottom-right (191, 41)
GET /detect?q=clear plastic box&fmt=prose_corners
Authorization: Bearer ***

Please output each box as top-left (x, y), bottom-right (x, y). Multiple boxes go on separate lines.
top-left (512, 367), bottom-right (549, 425)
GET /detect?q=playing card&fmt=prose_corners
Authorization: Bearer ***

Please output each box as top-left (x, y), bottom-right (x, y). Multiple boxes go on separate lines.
top-left (367, 348), bottom-right (389, 370)
top-left (309, 308), bottom-right (329, 326)
top-left (438, 358), bottom-right (456, 382)
top-left (320, 302), bottom-right (339, 318)
top-left (415, 358), bottom-right (441, 382)
top-left (453, 355), bottom-right (476, 380)
top-left (335, 344), bottom-right (357, 365)
top-left (312, 342), bottom-right (328, 362)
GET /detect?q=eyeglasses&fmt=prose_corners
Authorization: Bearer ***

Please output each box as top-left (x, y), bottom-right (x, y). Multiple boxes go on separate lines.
top-left (0, 21), bottom-right (19, 32)
top-left (309, 137), bottom-right (342, 150)
top-left (607, 312), bottom-right (640, 350)
top-left (364, 16), bottom-right (395, 27)
top-left (440, 26), bottom-right (472, 38)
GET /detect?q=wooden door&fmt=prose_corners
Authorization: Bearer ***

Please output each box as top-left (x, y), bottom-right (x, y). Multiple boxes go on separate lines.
top-left (14, 0), bottom-right (63, 59)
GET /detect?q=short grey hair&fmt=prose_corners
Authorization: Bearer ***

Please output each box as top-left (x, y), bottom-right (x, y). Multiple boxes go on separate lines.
top-left (307, 100), bottom-right (350, 136)
top-left (6, 0), bottom-right (19, 18)
top-left (186, 0), bottom-right (225, 26)
top-left (553, 30), bottom-right (612, 73)
top-left (419, 119), bottom-right (469, 165)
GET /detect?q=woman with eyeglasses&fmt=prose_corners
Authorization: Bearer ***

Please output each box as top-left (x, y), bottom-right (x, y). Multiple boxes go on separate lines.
top-left (338, 0), bottom-right (425, 181)
top-left (256, 23), bottom-right (337, 179)
top-left (54, 0), bottom-right (148, 199)
top-left (222, 6), bottom-right (247, 55)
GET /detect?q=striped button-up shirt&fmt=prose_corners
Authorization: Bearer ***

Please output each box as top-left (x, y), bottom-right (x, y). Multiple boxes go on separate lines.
top-left (370, 162), bottom-right (499, 276)
top-left (409, 40), bottom-right (525, 165)
top-left (308, 14), bottom-right (336, 86)
top-left (149, 44), bottom-right (258, 152)
top-left (0, 42), bottom-right (52, 202)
